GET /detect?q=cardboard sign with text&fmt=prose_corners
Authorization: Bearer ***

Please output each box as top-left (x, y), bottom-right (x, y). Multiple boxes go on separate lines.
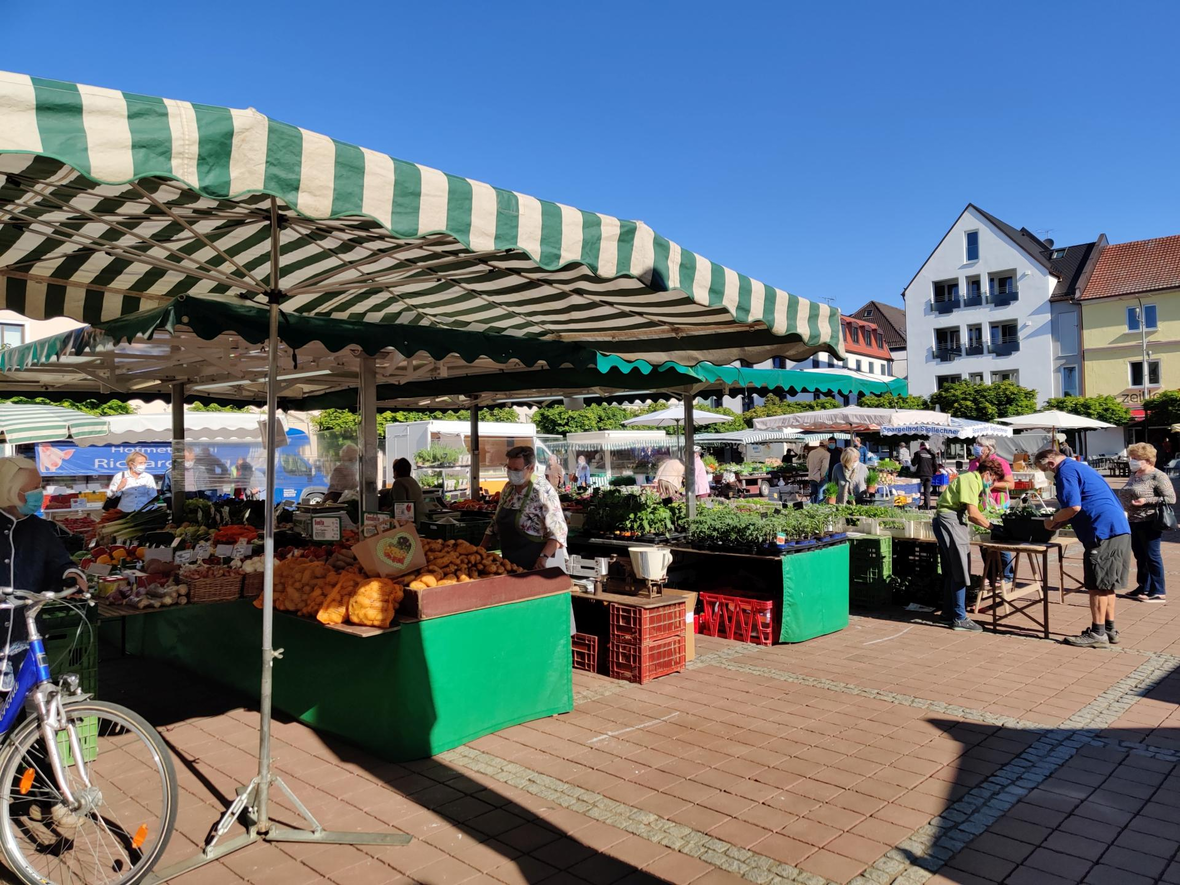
top-left (353, 523), bottom-right (427, 579)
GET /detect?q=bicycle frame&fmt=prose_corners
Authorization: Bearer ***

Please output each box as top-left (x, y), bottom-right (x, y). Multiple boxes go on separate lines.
top-left (0, 595), bottom-right (91, 810)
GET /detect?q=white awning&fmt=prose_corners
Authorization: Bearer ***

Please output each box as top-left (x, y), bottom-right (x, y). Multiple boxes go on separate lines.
top-left (80, 412), bottom-right (287, 446)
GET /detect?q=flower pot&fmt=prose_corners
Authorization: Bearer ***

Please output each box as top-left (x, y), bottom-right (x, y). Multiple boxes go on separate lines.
top-left (824, 497), bottom-right (837, 505)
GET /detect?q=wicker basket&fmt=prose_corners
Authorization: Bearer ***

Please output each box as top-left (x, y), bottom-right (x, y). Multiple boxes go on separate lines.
top-left (188, 574), bottom-right (243, 604)
top-left (241, 572), bottom-right (264, 599)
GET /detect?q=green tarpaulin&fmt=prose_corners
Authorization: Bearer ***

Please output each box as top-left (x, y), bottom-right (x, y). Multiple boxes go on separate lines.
top-left (780, 543), bottom-right (850, 643)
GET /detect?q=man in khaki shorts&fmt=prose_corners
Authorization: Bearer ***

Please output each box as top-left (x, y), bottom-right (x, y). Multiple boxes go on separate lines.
top-left (1036, 449), bottom-right (1131, 648)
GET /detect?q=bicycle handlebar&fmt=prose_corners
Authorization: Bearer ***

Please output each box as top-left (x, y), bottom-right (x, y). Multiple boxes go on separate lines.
top-left (0, 587), bottom-right (91, 605)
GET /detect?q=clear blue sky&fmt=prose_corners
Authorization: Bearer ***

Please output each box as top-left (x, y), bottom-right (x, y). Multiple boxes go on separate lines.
top-left (7, 1), bottom-right (1178, 314)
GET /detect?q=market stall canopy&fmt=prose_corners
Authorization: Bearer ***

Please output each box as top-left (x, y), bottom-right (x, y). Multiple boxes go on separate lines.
top-left (0, 71), bottom-right (842, 367)
top-left (695, 429), bottom-right (803, 446)
top-left (622, 404), bottom-right (730, 427)
top-left (997, 410), bottom-right (1114, 431)
top-left (752, 406), bottom-right (951, 433)
top-left (0, 402), bottom-right (107, 444)
top-left (80, 411), bottom-right (287, 446)
top-left (879, 418), bottom-right (1013, 439)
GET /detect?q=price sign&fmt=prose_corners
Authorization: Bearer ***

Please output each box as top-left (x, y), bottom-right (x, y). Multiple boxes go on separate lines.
top-left (311, 516), bottom-right (342, 542)
top-left (72, 498), bottom-right (90, 510)
top-left (363, 511), bottom-right (393, 538)
top-left (193, 541), bottom-right (211, 561)
top-left (393, 503), bottom-right (415, 523)
top-left (85, 563), bottom-right (113, 577)
top-left (144, 548), bottom-right (173, 564)
top-left (175, 550), bottom-right (194, 566)
top-left (233, 540), bottom-right (252, 558)
top-left (215, 544), bottom-right (236, 558)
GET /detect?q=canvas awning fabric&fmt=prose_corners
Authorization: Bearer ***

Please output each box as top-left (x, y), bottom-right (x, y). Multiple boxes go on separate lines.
top-left (0, 71), bottom-right (842, 367)
top-left (879, 419), bottom-right (1013, 440)
top-left (81, 411), bottom-right (287, 446)
top-left (694, 429), bottom-right (803, 446)
top-left (752, 406), bottom-right (951, 433)
top-left (0, 402), bottom-right (107, 444)
top-left (997, 410), bottom-right (1114, 431)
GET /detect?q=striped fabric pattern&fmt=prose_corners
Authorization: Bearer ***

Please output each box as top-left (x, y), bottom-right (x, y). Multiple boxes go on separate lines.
top-left (0, 71), bottom-right (843, 362)
top-left (0, 403), bottom-right (108, 444)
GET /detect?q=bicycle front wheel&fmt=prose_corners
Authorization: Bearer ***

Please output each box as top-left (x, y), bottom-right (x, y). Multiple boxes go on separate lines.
top-left (0, 700), bottom-right (177, 885)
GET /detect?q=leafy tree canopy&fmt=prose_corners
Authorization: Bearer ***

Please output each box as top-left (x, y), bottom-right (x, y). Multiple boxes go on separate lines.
top-left (188, 402), bottom-right (253, 413)
top-left (1043, 395), bottom-right (1132, 427)
top-left (857, 392), bottom-right (931, 410)
top-left (1143, 390), bottom-right (1180, 427)
top-left (928, 381), bottom-right (1037, 422)
top-left (0, 396), bottom-right (134, 417)
top-left (312, 406), bottom-right (521, 438)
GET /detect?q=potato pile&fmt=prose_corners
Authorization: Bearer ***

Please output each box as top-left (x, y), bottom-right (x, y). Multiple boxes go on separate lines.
top-left (270, 559), bottom-right (336, 613)
top-left (348, 578), bottom-right (404, 628)
top-left (255, 558), bottom-right (404, 629)
top-left (405, 540), bottom-right (524, 590)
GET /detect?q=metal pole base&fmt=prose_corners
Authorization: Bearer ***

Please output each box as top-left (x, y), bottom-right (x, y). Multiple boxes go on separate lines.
top-left (143, 774), bottom-right (409, 883)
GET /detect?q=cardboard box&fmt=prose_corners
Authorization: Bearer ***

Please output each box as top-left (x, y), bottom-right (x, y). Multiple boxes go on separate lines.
top-left (353, 524), bottom-right (427, 579)
top-left (399, 568), bottom-right (572, 620)
top-left (662, 588), bottom-right (698, 662)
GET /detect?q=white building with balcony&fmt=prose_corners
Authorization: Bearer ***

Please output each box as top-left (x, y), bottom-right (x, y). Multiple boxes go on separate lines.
top-left (902, 204), bottom-right (1099, 403)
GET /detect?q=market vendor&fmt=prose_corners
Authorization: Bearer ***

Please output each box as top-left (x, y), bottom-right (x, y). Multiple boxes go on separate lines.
top-left (932, 456), bottom-right (1008, 633)
top-left (106, 450), bottom-right (158, 511)
top-left (480, 445), bottom-right (567, 571)
top-left (0, 457), bottom-right (87, 597)
top-left (389, 458), bottom-right (426, 526)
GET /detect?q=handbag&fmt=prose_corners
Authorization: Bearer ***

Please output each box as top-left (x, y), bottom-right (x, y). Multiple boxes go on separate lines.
top-left (1153, 502), bottom-right (1177, 532)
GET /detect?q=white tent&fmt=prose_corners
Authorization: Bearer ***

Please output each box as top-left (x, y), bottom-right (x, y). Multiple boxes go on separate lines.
top-left (997, 410), bottom-right (1114, 431)
top-left (622, 404), bottom-right (731, 427)
top-left (81, 412), bottom-right (288, 447)
top-left (752, 406), bottom-right (951, 433)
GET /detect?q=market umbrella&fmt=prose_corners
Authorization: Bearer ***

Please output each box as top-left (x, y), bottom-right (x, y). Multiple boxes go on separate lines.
top-left (623, 403), bottom-right (730, 464)
top-left (0, 70), bottom-right (845, 874)
top-left (0, 402), bottom-right (108, 444)
top-left (997, 410), bottom-right (1114, 453)
top-left (752, 405), bottom-right (952, 433)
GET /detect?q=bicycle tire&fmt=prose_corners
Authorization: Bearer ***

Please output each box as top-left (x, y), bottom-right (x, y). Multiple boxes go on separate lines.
top-left (0, 700), bottom-right (178, 885)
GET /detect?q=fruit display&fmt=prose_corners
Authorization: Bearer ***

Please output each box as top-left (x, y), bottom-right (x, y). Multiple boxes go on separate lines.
top-left (450, 494), bottom-right (499, 513)
top-left (405, 539), bottom-right (523, 589)
top-left (213, 525), bottom-right (258, 544)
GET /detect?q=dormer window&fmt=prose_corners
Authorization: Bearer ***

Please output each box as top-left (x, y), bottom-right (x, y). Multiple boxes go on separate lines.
top-left (1051, 249), bottom-right (1066, 259)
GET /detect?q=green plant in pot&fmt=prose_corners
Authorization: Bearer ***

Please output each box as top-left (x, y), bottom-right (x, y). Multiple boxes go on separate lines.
top-left (823, 481), bottom-right (839, 505)
top-left (865, 469), bottom-right (880, 494)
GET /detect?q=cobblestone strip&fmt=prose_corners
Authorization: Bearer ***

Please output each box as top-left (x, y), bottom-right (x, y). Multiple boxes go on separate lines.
top-left (853, 652), bottom-right (1177, 885)
top-left (705, 657), bottom-right (1053, 731)
top-left (440, 745), bottom-right (843, 885)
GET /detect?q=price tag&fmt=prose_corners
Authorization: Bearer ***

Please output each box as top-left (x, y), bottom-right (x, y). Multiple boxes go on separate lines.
top-left (86, 563), bottom-right (113, 577)
top-left (363, 511), bottom-right (393, 538)
top-left (215, 544), bottom-right (235, 557)
top-left (171, 536), bottom-right (182, 548)
top-left (193, 541), bottom-right (211, 561)
top-left (72, 498), bottom-right (90, 510)
top-left (175, 549), bottom-right (194, 566)
top-left (145, 547), bottom-right (173, 564)
top-left (393, 503), bottom-right (415, 523)
top-left (311, 516), bottom-right (342, 542)
top-left (233, 540), bottom-right (252, 558)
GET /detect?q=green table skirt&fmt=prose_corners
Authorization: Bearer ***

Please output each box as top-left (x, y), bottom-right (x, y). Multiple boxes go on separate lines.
top-left (122, 596), bottom-right (573, 761)
top-left (780, 543), bottom-right (850, 643)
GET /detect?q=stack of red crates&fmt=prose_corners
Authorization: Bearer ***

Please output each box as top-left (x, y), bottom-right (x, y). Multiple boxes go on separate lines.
top-left (571, 633), bottom-right (601, 673)
top-left (698, 593), bottom-right (775, 646)
top-left (608, 601), bottom-right (685, 684)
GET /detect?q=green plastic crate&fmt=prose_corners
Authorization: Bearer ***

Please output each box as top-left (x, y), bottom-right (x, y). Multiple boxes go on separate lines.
top-left (419, 516), bottom-right (492, 543)
top-left (850, 579), bottom-right (893, 608)
top-left (849, 535), bottom-right (892, 585)
top-left (55, 715), bottom-right (98, 765)
top-left (40, 603), bottom-right (97, 696)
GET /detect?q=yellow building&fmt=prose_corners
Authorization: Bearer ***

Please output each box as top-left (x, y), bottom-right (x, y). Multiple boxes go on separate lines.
top-left (1079, 235), bottom-right (1180, 419)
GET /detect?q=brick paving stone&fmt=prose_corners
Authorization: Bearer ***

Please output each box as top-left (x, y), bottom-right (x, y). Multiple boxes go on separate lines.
top-left (751, 832), bottom-right (815, 866)
top-left (798, 847), bottom-right (867, 884)
top-left (1098, 845), bottom-right (1170, 878)
top-left (1112, 827), bottom-right (1180, 858)
top-left (1041, 829), bottom-right (1109, 862)
top-left (823, 831), bottom-right (889, 864)
top-left (1084, 864), bottom-right (1158, 885)
top-left (781, 817), bottom-right (842, 848)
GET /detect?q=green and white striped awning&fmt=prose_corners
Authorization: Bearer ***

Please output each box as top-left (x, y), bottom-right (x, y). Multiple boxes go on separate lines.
top-left (0, 71), bottom-right (842, 366)
top-left (0, 403), bottom-right (107, 444)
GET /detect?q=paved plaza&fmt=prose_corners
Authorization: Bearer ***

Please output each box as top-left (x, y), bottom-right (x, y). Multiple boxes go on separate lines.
top-left (88, 522), bottom-right (1180, 885)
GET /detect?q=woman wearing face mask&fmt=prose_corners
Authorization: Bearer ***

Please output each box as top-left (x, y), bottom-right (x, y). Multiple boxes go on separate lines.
top-left (0, 457), bottom-right (87, 597)
top-left (107, 450), bottom-right (158, 511)
top-left (968, 437), bottom-right (1015, 589)
top-left (575, 454), bottom-right (591, 487)
top-left (1119, 443), bottom-right (1176, 603)
top-left (479, 445), bottom-right (567, 572)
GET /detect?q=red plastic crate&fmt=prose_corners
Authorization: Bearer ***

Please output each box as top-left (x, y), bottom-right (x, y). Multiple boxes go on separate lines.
top-left (699, 593), bottom-right (775, 645)
top-left (609, 601), bottom-right (684, 643)
top-left (609, 634), bottom-right (685, 684)
top-left (572, 633), bottom-right (600, 673)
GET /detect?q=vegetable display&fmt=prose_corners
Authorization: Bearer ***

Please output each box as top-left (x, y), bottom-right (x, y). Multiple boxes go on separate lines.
top-left (406, 540), bottom-right (523, 588)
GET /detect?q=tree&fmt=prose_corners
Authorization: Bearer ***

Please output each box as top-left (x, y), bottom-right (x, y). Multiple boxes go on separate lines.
top-left (188, 402), bottom-right (253, 413)
top-left (1043, 395), bottom-right (1132, 426)
top-left (928, 380), bottom-right (1037, 422)
top-left (0, 396), bottom-right (134, 417)
top-left (312, 406), bottom-right (524, 438)
top-left (857, 392), bottom-right (931, 410)
top-left (1143, 390), bottom-right (1180, 427)
top-left (531, 402), bottom-right (632, 434)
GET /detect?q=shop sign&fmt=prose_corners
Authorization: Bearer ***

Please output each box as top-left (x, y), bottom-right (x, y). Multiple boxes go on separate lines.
top-left (1119, 387), bottom-right (1161, 406)
top-left (312, 516), bottom-right (342, 542)
top-left (363, 511), bottom-right (393, 538)
top-left (393, 503), bottom-right (415, 523)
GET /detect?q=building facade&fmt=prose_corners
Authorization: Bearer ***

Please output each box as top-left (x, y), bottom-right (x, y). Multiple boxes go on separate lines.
top-left (850, 301), bottom-right (907, 379)
top-left (902, 204), bottom-right (1099, 403)
top-left (1078, 234), bottom-right (1180, 418)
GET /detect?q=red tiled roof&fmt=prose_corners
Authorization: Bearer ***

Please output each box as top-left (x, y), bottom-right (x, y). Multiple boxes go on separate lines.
top-left (1080, 234), bottom-right (1180, 300)
top-left (840, 316), bottom-right (891, 359)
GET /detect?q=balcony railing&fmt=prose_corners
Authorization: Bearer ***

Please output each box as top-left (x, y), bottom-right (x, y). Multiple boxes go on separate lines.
top-left (988, 338), bottom-right (1021, 356)
top-left (963, 291), bottom-right (984, 307)
top-left (964, 343), bottom-right (985, 356)
top-left (932, 345), bottom-right (963, 362)
top-left (932, 296), bottom-right (961, 315)
top-left (988, 287), bottom-right (1019, 306)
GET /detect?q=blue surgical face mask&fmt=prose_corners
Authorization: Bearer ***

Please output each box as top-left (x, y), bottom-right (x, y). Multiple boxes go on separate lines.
top-left (972, 445), bottom-right (983, 457)
top-left (18, 488), bottom-right (44, 516)
top-left (828, 444), bottom-right (836, 451)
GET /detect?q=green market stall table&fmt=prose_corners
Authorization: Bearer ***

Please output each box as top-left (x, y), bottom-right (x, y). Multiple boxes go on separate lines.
top-left (120, 572), bottom-right (574, 762)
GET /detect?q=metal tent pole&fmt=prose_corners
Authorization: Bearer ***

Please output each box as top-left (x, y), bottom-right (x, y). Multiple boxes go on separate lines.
top-left (360, 354), bottom-right (379, 512)
top-left (469, 398), bottom-right (480, 500)
top-left (170, 382), bottom-right (185, 524)
top-left (685, 396), bottom-right (696, 519)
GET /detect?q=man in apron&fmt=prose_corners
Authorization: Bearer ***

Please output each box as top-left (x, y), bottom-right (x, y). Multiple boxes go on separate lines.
top-left (480, 446), bottom-right (568, 572)
top-left (932, 457), bottom-right (1008, 632)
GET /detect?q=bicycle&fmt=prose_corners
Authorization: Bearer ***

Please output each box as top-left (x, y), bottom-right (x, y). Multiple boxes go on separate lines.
top-left (0, 587), bottom-right (177, 885)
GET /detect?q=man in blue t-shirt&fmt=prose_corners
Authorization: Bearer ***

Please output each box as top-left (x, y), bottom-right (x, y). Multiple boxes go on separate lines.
top-left (1036, 449), bottom-right (1131, 649)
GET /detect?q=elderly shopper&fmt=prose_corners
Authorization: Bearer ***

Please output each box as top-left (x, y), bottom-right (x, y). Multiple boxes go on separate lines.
top-left (1119, 442), bottom-right (1176, 603)
top-left (480, 446), bottom-right (567, 572)
top-left (832, 447), bottom-right (867, 505)
top-left (933, 457), bottom-right (1009, 632)
top-left (325, 443), bottom-right (360, 503)
top-left (107, 450), bottom-right (158, 512)
top-left (654, 455), bottom-right (686, 499)
top-left (969, 437), bottom-right (1016, 588)
top-left (806, 441), bottom-right (830, 504)
top-left (0, 457), bottom-right (87, 598)
top-left (1037, 448), bottom-right (1132, 648)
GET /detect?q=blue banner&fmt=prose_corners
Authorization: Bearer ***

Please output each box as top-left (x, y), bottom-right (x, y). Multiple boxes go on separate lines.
top-left (36, 442), bottom-right (174, 479)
